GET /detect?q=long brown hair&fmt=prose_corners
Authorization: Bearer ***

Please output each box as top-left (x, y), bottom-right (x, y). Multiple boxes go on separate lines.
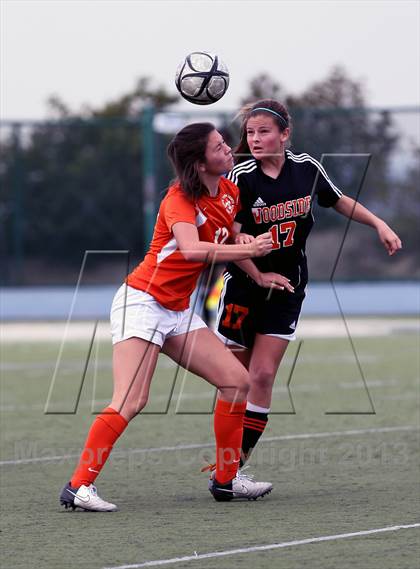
top-left (234, 99), bottom-right (291, 164)
top-left (167, 122), bottom-right (215, 200)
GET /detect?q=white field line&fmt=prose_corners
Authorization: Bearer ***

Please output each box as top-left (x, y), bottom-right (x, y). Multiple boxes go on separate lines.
top-left (0, 425), bottom-right (417, 466)
top-left (0, 353), bottom-right (381, 372)
top-left (102, 523), bottom-right (420, 569)
top-left (381, 392), bottom-right (420, 401)
top-left (0, 378), bottom-right (404, 412)
top-left (2, 317), bottom-right (419, 342)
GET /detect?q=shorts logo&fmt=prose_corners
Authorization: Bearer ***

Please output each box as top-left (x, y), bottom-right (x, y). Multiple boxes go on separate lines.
top-left (221, 194), bottom-right (235, 215)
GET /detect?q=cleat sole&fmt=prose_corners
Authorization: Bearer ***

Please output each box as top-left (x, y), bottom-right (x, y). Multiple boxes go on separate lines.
top-left (247, 488), bottom-right (272, 501)
top-left (60, 499), bottom-right (76, 510)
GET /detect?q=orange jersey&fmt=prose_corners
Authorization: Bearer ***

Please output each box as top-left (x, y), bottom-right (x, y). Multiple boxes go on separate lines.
top-left (127, 178), bottom-right (240, 311)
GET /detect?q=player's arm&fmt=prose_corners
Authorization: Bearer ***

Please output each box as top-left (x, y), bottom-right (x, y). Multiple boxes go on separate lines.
top-left (172, 222), bottom-right (272, 263)
top-left (231, 223), bottom-right (294, 292)
top-left (333, 195), bottom-right (402, 256)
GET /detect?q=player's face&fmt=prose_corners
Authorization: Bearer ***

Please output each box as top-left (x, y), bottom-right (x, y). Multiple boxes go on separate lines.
top-left (246, 115), bottom-right (290, 160)
top-left (202, 130), bottom-right (233, 175)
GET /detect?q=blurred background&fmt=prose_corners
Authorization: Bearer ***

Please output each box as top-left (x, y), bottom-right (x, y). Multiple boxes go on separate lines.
top-left (1, 0), bottom-right (419, 320)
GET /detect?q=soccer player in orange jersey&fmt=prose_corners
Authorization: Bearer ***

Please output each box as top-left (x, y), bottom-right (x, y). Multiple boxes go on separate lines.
top-left (60, 123), bottom-right (275, 511)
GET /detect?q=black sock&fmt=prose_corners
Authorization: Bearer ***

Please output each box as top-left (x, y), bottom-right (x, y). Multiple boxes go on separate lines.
top-left (240, 409), bottom-right (268, 466)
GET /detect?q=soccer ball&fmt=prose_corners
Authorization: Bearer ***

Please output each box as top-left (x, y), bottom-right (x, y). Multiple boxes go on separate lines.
top-left (175, 52), bottom-right (230, 105)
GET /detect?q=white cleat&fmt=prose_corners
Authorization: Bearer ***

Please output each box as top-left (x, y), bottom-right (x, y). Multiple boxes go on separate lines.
top-left (209, 468), bottom-right (273, 501)
top-left (232, 469), bottom-right (273, 500)
top-left (60, 482), bottom-right (118, 512)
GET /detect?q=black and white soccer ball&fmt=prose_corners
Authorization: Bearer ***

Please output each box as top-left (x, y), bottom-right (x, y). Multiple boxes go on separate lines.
top-left (175, 52), bottom-right (230, 105)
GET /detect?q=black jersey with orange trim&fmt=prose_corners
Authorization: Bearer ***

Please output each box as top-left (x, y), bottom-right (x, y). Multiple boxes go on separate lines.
top-left (226, 150), bottom-right (342, 289)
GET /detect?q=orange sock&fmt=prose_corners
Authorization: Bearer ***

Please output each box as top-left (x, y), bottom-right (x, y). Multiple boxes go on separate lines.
top-left (70, 407), bottom-right (128, 488)
top-left (214, 398), bottom-right (246, 484)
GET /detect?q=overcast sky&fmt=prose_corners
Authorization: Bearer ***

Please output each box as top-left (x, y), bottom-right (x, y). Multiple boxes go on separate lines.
top-left (1, 0), bottom-right (419, 120)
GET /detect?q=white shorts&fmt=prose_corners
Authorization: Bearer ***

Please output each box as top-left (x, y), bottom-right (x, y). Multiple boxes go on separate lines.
top-left (110, 284), bottom-right (207, 347)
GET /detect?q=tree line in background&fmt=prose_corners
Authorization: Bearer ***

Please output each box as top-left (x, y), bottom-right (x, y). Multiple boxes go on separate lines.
top-left (0, 66), bottom-right (418, 285)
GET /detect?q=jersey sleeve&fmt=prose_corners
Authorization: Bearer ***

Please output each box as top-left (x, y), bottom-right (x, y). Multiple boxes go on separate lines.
top-left (231, 175), bottom-right (251, 225)
top-left (163, 190), bottom-right (196, 231)
top-left (312, 161), bottom-right (343, 208)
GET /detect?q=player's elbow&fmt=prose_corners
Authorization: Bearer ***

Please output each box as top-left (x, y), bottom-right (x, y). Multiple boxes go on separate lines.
top-left (180, 247), bottom-right (207, 263)
top-left (177, 239), bottom-right (213, 263)
top-left (180, 249), bottom-right (198, 262)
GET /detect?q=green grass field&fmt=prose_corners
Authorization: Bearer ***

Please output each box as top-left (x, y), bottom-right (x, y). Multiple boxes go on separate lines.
top-left (1, 319), bottom-right (419, 569)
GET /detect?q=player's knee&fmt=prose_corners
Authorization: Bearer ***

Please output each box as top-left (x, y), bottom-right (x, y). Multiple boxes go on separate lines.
top-left (251, 365), bottom-right (276, 392)
top-left (219, 367), bottom-right (249, 400)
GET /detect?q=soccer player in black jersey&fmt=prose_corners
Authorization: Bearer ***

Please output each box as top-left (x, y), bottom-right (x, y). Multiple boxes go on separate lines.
top-left (216, 99), bottom-right (402, 466)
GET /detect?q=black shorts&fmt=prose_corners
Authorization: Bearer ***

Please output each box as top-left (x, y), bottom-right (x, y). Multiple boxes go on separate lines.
top-left (216, 270), bottom-right (306, 349)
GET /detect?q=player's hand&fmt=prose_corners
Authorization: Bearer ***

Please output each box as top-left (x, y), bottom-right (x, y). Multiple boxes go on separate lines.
top-left (235, 232), bottom-right (255, 245)
top-left (256, 271), bottom-right (295, 292)
top-left (252, 232), bottom-right (273, 257)
top-left (376, 221), bottom-right (402, 256)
